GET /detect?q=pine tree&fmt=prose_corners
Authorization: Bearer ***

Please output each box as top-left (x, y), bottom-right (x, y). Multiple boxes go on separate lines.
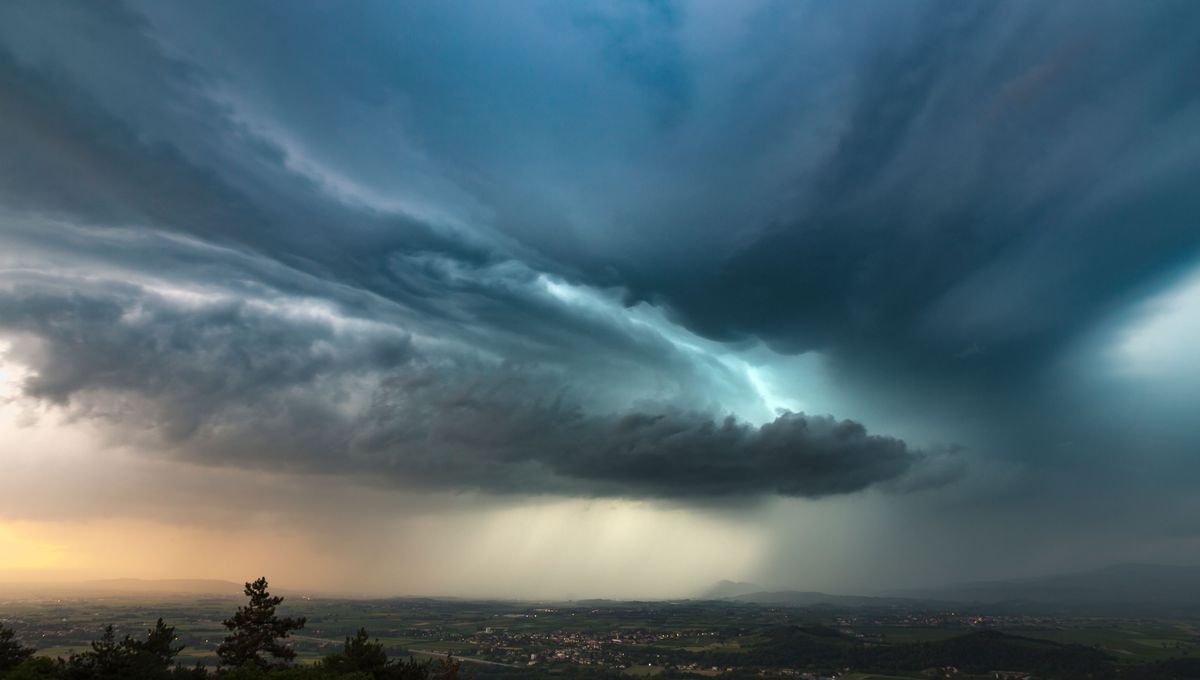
top-left (431, 651), bottom-right (462, 680)
top-left (323, 628), bottom-right (389, 676)
top-left (388, 655), bottom-right (433, 680)
top-left (66, 625), bottom-right (125, 679)
top-left (124, 619), bottom-right (185, 676)
top-left (0, 624), bottom-right (35, 672)
top-left (216, 576), bottom-right (306, 669)
top-left (65, 619), bottom-right (195, 679)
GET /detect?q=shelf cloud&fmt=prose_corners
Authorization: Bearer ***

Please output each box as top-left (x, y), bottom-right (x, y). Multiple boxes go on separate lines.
top-left (1, 0), bottom-right (1198, 593)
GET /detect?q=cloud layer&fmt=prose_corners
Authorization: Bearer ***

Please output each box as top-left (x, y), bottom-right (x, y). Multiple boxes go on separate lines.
top-left (0, 278), bottom-right (944, 498)
top-left (1, 0), bottom-right (1199, 586)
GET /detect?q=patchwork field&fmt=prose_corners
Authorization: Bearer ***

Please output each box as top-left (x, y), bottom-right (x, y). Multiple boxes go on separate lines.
top-left (2, 595), bottom-right (1198, 677)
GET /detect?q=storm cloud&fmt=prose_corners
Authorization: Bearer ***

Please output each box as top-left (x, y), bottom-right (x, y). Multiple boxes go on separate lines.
top-left (0, 279), bottom-right (944, 498)
top-left (1, 0), bottom-right (1199, 588)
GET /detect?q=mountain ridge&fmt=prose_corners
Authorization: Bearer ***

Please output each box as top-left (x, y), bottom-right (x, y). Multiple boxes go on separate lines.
top-left (702, 562), bottom-right (1200, 613)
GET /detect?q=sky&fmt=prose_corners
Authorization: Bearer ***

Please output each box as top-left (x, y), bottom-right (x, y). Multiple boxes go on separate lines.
top-left (1, 0), bottom-right (1200, 599)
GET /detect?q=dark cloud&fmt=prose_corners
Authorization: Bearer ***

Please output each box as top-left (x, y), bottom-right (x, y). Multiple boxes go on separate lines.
top-left (542, 411), bottom-right (930, 499)
top-left (0, 41), bottom-right (495, 291)
top-left (0, 280), bottom-right (412, 444)
top-left (568, 0), bottom-right (693, 126)
top-left (611, 0), bottom-right (1200, 379)
top-left (4, 0), bottom-right (1200, 583)
top-left (2, 0), bottom-right (1196, 519)
top-left (10, 0), bottom-right (1193, 387)
top-left (0, 282), bottom-right (947, 499)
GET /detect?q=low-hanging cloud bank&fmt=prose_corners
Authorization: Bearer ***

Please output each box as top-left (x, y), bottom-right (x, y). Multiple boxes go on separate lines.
top-left (0, 280), bottom-right (955, 499)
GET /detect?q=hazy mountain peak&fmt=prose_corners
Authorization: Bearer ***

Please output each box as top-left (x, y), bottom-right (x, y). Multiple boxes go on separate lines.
top-left (702, 580), bottom-right (765, 599)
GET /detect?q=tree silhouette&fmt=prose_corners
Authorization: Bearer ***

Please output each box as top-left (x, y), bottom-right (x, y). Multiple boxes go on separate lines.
top-left (431, 652), bottom-right (462, 680)
top-left (0, 624), bottom-right (35, 671)
top-left (3, 656), bottom-right (61, 680)
top-left (319, 627), bottom-right (436, 680)
top-left (323, 628), bottom-right (389, 676)
top-left (64, 619), bottom-right (193, 679)
top-left (126, 619), bottom-right (187, 676)
top-left (388, 655), bottom-right (434, 680)
top-left (217, 577), bottom-right (307, 670)
top-left (66, 625), bottom-right (123, 679)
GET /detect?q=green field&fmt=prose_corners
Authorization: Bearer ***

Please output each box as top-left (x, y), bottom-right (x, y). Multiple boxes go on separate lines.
top-left (3, 595), bottom-right (1199, 677)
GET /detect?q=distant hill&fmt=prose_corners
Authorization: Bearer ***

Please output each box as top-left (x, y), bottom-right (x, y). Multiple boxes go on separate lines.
top-left (81, 578), bottom-right (245, 595)
top-left (0, 578), bottom-right (244, 599)
top-left (701, 578), bottom-right (930, 607)
top-left (905, 563), bottom-right (1200, 612)
top-left (704, 563), bottom-right (1200, 615)
top-left (730, 589), bottom-right (923, 608)
top-left (701, 580), bottom-right (764, 599)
